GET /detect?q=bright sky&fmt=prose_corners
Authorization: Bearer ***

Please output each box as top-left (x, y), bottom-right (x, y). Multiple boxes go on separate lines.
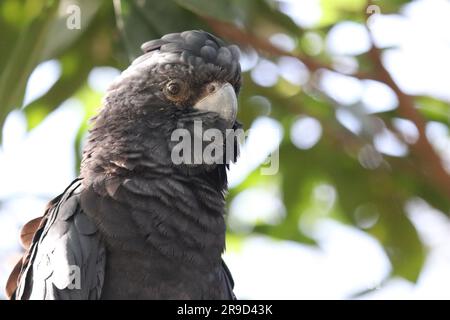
top-left (1, 0), bottom-right (450, 299)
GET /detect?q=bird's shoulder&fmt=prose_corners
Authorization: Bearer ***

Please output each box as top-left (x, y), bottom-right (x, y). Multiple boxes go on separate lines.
top-left (7, 178), bottom-right (106, 300)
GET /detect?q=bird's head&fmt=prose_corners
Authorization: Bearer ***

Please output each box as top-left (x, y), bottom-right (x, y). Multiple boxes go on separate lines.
top-left (105, 30), bottom-right (241, 126)
top-left (82, 30), bottom-right (242, 183)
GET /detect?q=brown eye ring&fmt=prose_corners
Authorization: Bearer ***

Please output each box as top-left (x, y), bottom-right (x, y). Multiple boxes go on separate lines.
top-left (164, 79), bottom-right (186, 102)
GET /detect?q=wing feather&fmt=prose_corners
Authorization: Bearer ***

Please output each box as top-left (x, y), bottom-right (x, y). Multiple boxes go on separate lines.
top-left (8, 179), bottom-right (106, 300)
top-left (221, 260), bottom-right (236, 300)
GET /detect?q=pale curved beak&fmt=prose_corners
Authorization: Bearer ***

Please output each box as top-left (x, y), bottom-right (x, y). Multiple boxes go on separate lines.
top-left (193, 82), bottom-right (237, 126)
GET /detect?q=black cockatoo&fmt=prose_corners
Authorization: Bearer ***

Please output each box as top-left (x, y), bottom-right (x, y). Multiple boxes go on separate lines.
top-left (6, 30), bottom-right (242, 300)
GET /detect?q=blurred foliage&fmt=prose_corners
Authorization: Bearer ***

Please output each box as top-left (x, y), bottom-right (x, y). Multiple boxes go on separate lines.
top-left (1, 0), bottom-right (449, 290)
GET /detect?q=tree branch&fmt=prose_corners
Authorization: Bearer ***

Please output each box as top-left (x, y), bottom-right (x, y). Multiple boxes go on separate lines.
top-left (366, 44), bottom-right (450, 195)
top-left (204, 17), bottom-right (377, 81)
top-left (207, 13), bottom-right (450, 197)
top-left (364, 1), bottom-right (450, 197)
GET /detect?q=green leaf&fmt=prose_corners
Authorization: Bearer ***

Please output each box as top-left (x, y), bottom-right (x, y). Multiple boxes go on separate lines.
top-left (0, 0), bottom-right (103, 139)
top-left (40, 0), bottom-right (103, 60)
top-left (72, 84), bottom-right (103, 174)
top-left (370, 205), bottom-right (426, 282)
top-left (244, 0), bottom-right (303, 38)
top-left (325, 142), bottom-right (427, 281)
top-left (174, 0), bottom-right (240, 23)
top-left (114, 0), bottom-right (160, 60)
top-left (416, 96), bottom-right (450, 124)
top-left (319, 0), bottom-right (366, 26)
top-left (253, 142), bottom-right (323, 245)
top-left (22, 1), bottom-right (115, 131)
top-left (135, 0), bottom-right (205, 36)
top-left (0, 1), bottom-right (58, 142)
top-left (373, 0), bottom-right (411, 14)
top-left (23, 52), bottom-right (93, 130)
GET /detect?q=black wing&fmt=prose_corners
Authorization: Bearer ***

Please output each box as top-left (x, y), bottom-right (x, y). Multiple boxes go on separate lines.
top-left (10, 179), bottom-right (106, 300)
top-left (221, 259), bottom-right (236, 300)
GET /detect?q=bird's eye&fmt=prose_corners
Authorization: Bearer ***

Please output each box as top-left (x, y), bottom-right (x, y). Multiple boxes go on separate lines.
top-left (167, 83), bottom-right (180, 95)
top-left (164, 80), bottom-right (187, 102)
top-left (206, 83), bottom-right (217, 94)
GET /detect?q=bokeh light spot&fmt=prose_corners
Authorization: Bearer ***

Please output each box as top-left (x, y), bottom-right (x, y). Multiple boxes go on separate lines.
top-left (290, 116), bottom-right (322, 149)
top-left (251, 59), bottom-right (279, 87)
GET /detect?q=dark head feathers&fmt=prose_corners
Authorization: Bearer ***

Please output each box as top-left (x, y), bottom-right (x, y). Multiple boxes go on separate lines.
top-left (140, 29), bottom-right (240, 67)
top-left (138, 30), bottom-right (241, 89)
